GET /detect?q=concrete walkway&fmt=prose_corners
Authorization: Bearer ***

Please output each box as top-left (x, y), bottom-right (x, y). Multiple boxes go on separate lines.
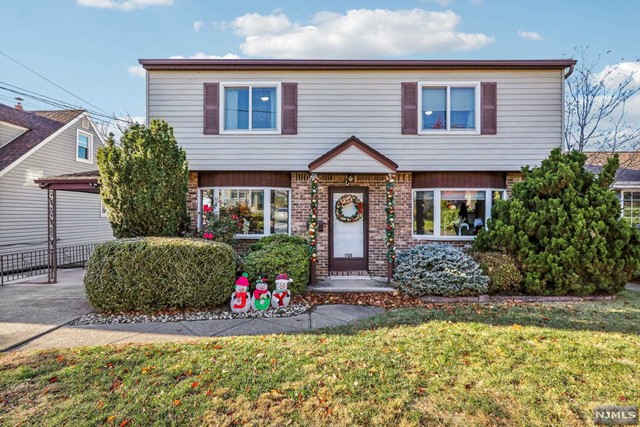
top-left (0, 269), bottom-right (91, 351)
top-left (15, 304), bottom-right (384, 351)
top-left (1, 268), bottom-right (384, 352)
top-left (627, 281), bottom-right (640, 292)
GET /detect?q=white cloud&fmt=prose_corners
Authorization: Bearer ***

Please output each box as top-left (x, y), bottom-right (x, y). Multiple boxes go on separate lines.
top-left (470, 0), bottom-right (484, 5)
top-left (76, 0), bottom-right (173, 11)
top-left (193, 20), bottom-right (204, 32)
top-left (168, 53), bottom-right (241, 59)
top-left (228, 9), bottom-right (494, 58)
top-left (597, 62), bottom-right (640, 121)
top-left (517, 30), bottom-right (544, 41)
top-left (128, 65), bottom-right (145, 77)
top-left (107, 116), bottom-right (146, 140)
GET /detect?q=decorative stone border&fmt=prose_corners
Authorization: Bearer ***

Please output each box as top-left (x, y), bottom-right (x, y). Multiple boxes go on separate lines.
top-left (420, 294), bottom-right (616, 304)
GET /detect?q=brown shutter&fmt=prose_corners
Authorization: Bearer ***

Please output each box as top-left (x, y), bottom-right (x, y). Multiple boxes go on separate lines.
top-left (281, 83), bottom-right (297, 135)
top-left (203, 83), bottom-right (219, 135)
top-left (481, 82), bottom-right (497, 135)
top-left (401, 82), bottom-right (418, 134)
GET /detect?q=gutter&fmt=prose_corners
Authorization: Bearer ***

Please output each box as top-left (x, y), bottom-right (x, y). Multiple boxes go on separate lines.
top-left (564, 64), bottom-right (575, 79)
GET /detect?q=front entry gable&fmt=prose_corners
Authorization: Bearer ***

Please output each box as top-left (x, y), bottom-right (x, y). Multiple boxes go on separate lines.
top-left (308, 136), bottom-right (398, 174)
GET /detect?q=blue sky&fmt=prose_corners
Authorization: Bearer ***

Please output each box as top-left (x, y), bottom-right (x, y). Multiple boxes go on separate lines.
top-left (1, 0), bottom-right (638, 127)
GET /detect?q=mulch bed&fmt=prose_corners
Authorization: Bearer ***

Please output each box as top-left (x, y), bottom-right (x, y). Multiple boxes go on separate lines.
top-left (298, 292), bottom-right (436, 309)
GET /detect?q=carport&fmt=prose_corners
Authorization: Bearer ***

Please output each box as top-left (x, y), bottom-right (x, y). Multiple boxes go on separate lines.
top-left (33, 171), bottom-right (100, 283)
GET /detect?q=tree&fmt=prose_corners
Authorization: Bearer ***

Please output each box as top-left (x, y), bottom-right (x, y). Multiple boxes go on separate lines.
top-left (475, 148), bottom-right (640, 296)
top-left (97, 120), bottom-right (189, 238)
top-left (564, 47), bottom-right (640, 153)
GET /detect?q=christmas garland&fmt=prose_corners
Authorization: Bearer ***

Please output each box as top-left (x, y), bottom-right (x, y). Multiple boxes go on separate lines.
top-left (335, 194), bottom-right (364, 223)
top-left (385, 173), bottom-right (397, 262)
top-left (308, 174), bottom-right (319, 264)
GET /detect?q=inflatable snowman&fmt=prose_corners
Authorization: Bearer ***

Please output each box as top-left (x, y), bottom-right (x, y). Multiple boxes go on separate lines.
top-left (251, 275), bottom-right (272, 311)
top-left (271, 273), bottom-right (292, 308)
top-left (230, 273), bottom-right (251, 313)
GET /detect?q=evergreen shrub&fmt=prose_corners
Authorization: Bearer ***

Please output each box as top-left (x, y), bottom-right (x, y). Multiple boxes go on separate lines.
top-left (475, 148), bottom-right (640, 295)
top-left (84, 238), bottom-right (235, 312)
top-left (393, 244), bottom-right (489, 296)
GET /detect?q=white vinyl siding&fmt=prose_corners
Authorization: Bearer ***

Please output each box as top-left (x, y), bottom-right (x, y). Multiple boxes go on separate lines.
top-left (0, 121), bottom-right (113, 255)
top-left (0, 122), bottom-right (26, 148)
top-left (147, 69), bottom-right (564, 171)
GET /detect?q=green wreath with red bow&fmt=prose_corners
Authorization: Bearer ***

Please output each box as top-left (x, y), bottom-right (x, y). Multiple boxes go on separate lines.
top-left (335, 194), bottom-right (364, 223)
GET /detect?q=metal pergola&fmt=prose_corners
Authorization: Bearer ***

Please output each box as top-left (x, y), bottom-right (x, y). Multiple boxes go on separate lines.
top-left (34, 171), bottom-right (100, 283)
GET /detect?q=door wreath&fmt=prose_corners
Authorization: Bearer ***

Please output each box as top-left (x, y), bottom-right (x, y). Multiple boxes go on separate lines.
top-left (335, 194), bottom-right (364, 223)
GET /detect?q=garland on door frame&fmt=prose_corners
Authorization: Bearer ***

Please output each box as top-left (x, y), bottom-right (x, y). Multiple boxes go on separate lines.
top-left (335, 194), bottom-right (364, 223)
top-left (385, 173), bottom-right (397, 262)
top-left (308, 173), bottom-right (319, 264)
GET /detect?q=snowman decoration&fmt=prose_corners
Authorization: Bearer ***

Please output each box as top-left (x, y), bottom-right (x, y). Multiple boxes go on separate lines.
top-left (230, 273), bottom-right (251, 313)
top-left (271, 273), bottom-right (292, 308)
top-left (251, 275), bottom-right (272, 311)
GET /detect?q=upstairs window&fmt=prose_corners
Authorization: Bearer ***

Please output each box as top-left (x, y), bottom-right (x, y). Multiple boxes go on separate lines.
top-left (222, 83), bottom-right (280, 133)
top-left (76, 130), bottom-right (92, 163)
top-left (419, 83), bottom-right (480, 133)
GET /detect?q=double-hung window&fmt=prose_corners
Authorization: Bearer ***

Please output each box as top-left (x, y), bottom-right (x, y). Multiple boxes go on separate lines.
top-left (221, 83), bottom-right (280, 133)
top-left (419, 82), bottom-right (480, 133)
top-left (76, 130), bottom-right (92, 163)
top-left (199, 187), bottom-right (291, 237)
top-left (622, 191), bottom-right (640, 227)
top-left (413, 189), bottom-right (505, 239)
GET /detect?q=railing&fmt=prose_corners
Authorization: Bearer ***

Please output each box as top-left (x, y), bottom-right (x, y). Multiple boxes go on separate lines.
top-left (0, 243), bottom-right (97, 286)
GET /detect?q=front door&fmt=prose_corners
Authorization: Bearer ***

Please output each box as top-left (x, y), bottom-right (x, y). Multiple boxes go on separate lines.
top-left (329, 188), bottom-right (368, 271)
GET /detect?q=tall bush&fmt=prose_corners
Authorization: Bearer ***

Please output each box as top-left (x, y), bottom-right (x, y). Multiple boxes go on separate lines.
top-left (97, 120), bottom-right (189, 238)
top-left (475, 148), bottom-right (640, 295)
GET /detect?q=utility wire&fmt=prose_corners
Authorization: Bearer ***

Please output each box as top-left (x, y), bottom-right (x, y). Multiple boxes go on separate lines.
top-left (0, 49), bottom-right (110, 115)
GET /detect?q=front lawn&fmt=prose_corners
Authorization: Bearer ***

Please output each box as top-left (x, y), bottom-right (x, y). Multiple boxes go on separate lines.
top-left (2, 291), bottom-right (640, 426)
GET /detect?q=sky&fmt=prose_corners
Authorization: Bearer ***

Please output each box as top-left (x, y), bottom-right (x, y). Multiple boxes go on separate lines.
top-left (1, 0), bottom-right (639, 130)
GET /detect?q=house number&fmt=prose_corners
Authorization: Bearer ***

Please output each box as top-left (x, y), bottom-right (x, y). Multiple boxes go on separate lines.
top-left (344, 253), bottom-right (352, 258)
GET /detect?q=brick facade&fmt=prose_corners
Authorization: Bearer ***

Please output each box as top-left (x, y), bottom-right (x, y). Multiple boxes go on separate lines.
top-left (506, 172), bottom-right (524, 198)
top-left (187, 171), bottom-right (199, 230)
top-left (187, 170), bottom-right (498, 279)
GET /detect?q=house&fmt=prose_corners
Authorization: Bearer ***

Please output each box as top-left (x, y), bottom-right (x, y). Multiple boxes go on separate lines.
top-left (586, 151), bottom-right (640, 228)
top-left (139, 58), bottom-right (576, 280)
top-left (0, 102), bottom-right (113, 256)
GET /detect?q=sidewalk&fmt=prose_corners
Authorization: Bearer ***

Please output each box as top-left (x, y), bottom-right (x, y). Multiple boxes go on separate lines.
top-left (15, 304), bottom-right (384, 352)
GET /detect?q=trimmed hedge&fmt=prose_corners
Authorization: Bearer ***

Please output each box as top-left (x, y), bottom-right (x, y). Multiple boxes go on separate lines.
top-left (84, 237), bottom-right (235, 312)
top-left (244, 237), bottom-right (309, 296)
top-left (248, 234), bottom-right (308, 252)
top-left (471, 251), bottom-right (523, 295)
top-left (393, 244), bottom-right (489, 297)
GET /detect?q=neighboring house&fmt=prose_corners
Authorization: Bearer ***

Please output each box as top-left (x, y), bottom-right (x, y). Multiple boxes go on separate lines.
top-left (139, 58), bottom-right (576, 279)
top-left (0, 103), bottom-right (113, 256)
top-left (586, 151), bottom-right (640, 228)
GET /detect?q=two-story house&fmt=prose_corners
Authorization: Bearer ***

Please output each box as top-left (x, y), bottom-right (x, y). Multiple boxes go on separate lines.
top-left (0, 103), bottom-right (113, 258)
top-left (139, 58), bottom-right (576, 280)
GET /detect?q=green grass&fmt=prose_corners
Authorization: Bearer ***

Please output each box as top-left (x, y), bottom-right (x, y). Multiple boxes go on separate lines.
top-left (2, 291), bottom-right (640, 426)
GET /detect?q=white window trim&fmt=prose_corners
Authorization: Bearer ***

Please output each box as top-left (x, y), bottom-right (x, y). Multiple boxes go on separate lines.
top-left (76, 129), bottom-right (93, 164)
top-left (219, 82), bottom-right (282, 135)
top-left (198, 186), bottom-right (292, 238)
top-left (412, 188), bottom-right (505, 240)
top-left (100, 201), bottom-right (108, 218)
top-left (418, 81), bottom-right (481, 135)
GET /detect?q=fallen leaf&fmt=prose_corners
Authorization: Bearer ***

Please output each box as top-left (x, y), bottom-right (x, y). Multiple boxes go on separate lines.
top-left (119, 420), bottom-right (130, 427)
top-left (205, 389), bottom-right (213, 396)
top-left (173, 399), bottom-right (181, 406)
top-left (97, 401), bottom-right (105, 408)
top-left (191, 381), bottom-right (199, 388)
top-left (213, 345), bottom-right (223, 350)
top-left (48, 377), bottom-right (59, 384)
top-left (106, 415), bottom-right (116, 423)
top-left (56, 355), bottom-right (64, 363)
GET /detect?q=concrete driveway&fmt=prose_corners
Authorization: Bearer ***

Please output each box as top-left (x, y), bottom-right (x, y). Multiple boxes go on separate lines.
top-left (0, 268), bottom-right (91, 351)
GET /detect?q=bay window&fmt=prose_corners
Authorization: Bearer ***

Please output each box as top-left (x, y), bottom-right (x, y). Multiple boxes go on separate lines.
top-left (419, 82), bottom-right (480, 133)
top-left (199, 187), bottom-right (290, 237)
top-left (413, 189), bottom-right (505, 238)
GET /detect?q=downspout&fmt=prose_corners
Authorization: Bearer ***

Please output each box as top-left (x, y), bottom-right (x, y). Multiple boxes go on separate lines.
top-left (561, 65), bottom-right (574, 153)
top-left (564, 64), bottom-right (575, 79)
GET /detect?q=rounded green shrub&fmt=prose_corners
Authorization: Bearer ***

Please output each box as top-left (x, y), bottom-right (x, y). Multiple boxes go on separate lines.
top-left (393, 244), bottom-right (489, 297)
top-left (84, 237), bottom-right (235, 312)
top-left (248, 234), bottom-right (308, 252)
top-left (471, 251), bottom-right (523, 295)
top-left (244, 239), bottom-right (309, 296)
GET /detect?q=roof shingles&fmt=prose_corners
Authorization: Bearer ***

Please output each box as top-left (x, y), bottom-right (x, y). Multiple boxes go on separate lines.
top-left (0, 104), bottom-right (84, 172)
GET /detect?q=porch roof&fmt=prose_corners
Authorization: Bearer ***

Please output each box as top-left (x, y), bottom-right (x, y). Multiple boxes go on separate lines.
top-left (309, 136), bottom-right (398, 174)
top-left (34, 170), bottom-right (100, 193)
